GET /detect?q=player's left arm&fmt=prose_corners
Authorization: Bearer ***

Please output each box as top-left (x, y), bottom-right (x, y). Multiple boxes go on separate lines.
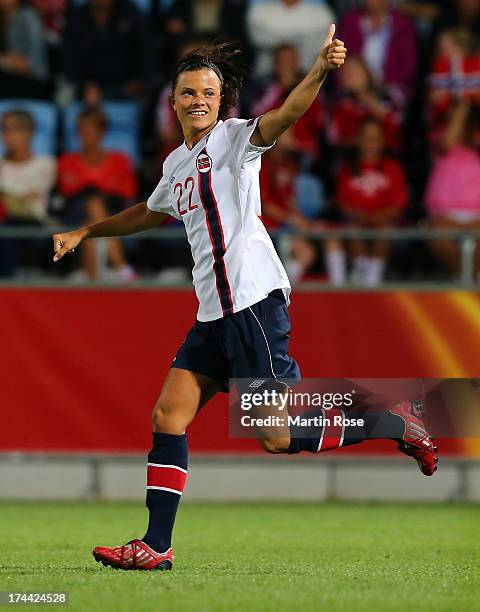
top-left (251, 24), bottom-right (346, 147)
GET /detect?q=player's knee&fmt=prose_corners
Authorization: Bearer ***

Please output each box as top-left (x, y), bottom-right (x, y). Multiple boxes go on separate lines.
top-left (151, 402), bottom-right (176, 431)
top-left (151, 400), bottom-right (192, 434)
top-left (260, 437), bottom-right (290, 454)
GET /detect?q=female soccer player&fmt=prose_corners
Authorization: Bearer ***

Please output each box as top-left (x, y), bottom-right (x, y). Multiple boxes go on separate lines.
top-left (53, 26), bottom-right (437, 571)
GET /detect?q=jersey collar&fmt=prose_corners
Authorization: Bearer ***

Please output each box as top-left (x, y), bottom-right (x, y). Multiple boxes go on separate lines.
top-left (183, 120), bottom-right (223, 152)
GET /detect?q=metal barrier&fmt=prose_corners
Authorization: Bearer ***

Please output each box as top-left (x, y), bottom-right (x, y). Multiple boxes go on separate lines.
top-left (1, 225), bottom-right (479, 288)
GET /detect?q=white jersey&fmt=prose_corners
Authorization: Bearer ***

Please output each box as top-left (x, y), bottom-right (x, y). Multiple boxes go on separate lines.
top-left (147, 117), bottom-right (291, 322)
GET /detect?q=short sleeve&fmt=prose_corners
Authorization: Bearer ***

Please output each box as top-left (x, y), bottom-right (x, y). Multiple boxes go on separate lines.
top-left (147, 173), bottom-right (175, 216)
top-left (224, 117), bottom-right (274, 166)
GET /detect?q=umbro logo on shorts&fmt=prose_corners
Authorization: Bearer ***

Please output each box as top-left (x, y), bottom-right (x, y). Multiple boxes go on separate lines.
top-left (196, 153), bottom-right (212, 173)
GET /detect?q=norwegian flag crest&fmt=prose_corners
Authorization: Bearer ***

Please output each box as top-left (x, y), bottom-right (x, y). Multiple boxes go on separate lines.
top-left (196, 153), bottom-right (212, 173)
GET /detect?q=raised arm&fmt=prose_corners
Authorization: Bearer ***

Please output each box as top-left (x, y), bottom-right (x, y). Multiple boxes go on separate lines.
top-left (251, 24), bottom-right (346, 147)
top-left (52, 202), bottom-right (167, 262)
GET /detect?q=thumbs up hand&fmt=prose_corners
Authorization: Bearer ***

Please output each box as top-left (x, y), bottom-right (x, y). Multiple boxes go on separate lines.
top-left (318, 24), bottom-right (347, 73)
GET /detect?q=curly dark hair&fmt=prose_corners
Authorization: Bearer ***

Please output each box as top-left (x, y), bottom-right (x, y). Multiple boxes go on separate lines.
top-left (171, 41), bottom-right (248, 120)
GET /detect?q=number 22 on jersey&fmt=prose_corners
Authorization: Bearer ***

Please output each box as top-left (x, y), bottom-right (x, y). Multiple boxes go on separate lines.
top-left (174, 177), bottom-right (198, 216)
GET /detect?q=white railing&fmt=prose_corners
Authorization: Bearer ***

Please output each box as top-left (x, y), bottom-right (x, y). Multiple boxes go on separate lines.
top-left (1, 226), bottom-right (480, 288)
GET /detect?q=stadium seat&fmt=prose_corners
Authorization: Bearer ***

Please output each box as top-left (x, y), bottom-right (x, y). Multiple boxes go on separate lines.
top-left (71, 0), bottom-right (152, 13)
top-left (295, 173), bottom-right (325, 219)
top-left (62, 101), bottom-right (140, 166)
top-left (0, 100), bottom-right (58, 156)
top-left (156, 0), bottom-right (173, 12)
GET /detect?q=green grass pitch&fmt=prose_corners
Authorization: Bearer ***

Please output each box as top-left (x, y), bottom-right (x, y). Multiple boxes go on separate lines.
top-left (1, 502), bottom-right (479, 612)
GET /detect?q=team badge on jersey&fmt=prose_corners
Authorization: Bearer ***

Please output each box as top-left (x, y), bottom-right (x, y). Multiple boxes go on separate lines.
top-left (196, 153), bottom-right (212, 173)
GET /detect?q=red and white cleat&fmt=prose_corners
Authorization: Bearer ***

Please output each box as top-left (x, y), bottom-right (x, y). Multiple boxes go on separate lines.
top-left (92, 539), bottom-right (173, 571)
top-left (389, 400), bottom-right (438, 476)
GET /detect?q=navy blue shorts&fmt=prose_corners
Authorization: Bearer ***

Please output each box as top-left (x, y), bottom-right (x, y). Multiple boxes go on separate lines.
top-left (172, 289), bottom-right (301, 392)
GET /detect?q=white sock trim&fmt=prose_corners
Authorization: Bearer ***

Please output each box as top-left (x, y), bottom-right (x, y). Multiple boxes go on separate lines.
top-left (146, 486), bottom-right (182, 495)
top-left (147, 463), bottom-right (188, 474)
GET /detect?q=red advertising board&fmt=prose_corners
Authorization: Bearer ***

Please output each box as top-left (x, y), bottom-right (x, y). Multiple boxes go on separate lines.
top-left (1, 288), bottom-right (479, 456)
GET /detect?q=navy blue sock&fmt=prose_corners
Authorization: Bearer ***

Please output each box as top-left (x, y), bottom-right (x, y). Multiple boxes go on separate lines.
top-left (288, 410), bottom-right (405, 454)
top-left (342, 411), bottom-right (405, 446)
top-left (142, 432), bottom-right (188, 553)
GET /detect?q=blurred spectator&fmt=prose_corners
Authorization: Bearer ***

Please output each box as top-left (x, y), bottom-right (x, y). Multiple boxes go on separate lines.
top-left (330, 1), bottom-right (442, 23)
top-left (397, 1), bottom-right (441, 22)
top-left (0, 0), bottom-right (49, 98)
top-left (428, 28), bottom-right (480, 151)
top-left (165, 0), bottom-right (250, 62)
top-left (426, 101), bottom-right (480, 277)
top-left (0, 109), bottom-right (56, 277)
top-left (330, 54), bottom-right (402, 151)
top-left (338, 0), bottom-right (417, 106)
top-left (434, 0), bottom-right (480, 39)
top-left (57, 106), bottom-right (138, 281)
top-left (261, 130), bottom-right (313, 230)
top-left (30, 0), bottom-right (65, 45)
top-left (327, 0), bottom-right (361, 16)
top-left (63, 0), bottom-right (153, 103)
top-left (335, 117), bottom-right (407, 285)
top-left (260, 129), bottom-right (326, 282)
top-left (0, 109), bottom-right (56, 222)
top-left (247, 0), bottom-right (335, 77)
top-left (250, 44), bottom-right (325, 162)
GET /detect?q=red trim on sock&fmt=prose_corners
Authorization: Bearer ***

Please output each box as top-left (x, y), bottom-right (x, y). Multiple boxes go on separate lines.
top-left (319, 409), bottom-right (344, 452)
top-left (147, 464), bottom-right (187, 492)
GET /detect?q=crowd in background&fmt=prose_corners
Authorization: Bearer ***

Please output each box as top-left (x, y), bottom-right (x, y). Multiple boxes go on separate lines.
top-left (2, 0), bottom-right (480, 284)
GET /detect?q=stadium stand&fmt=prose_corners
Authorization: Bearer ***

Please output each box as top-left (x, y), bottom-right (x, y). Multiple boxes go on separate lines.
top-left (0, 100), bottom-right (57, 156)
top-left (71, 0), bottom-right (153, 12)
top-left (62, 101), bottom-right (140, 165)
top-left (1, 0), bottom-right (480, 283)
